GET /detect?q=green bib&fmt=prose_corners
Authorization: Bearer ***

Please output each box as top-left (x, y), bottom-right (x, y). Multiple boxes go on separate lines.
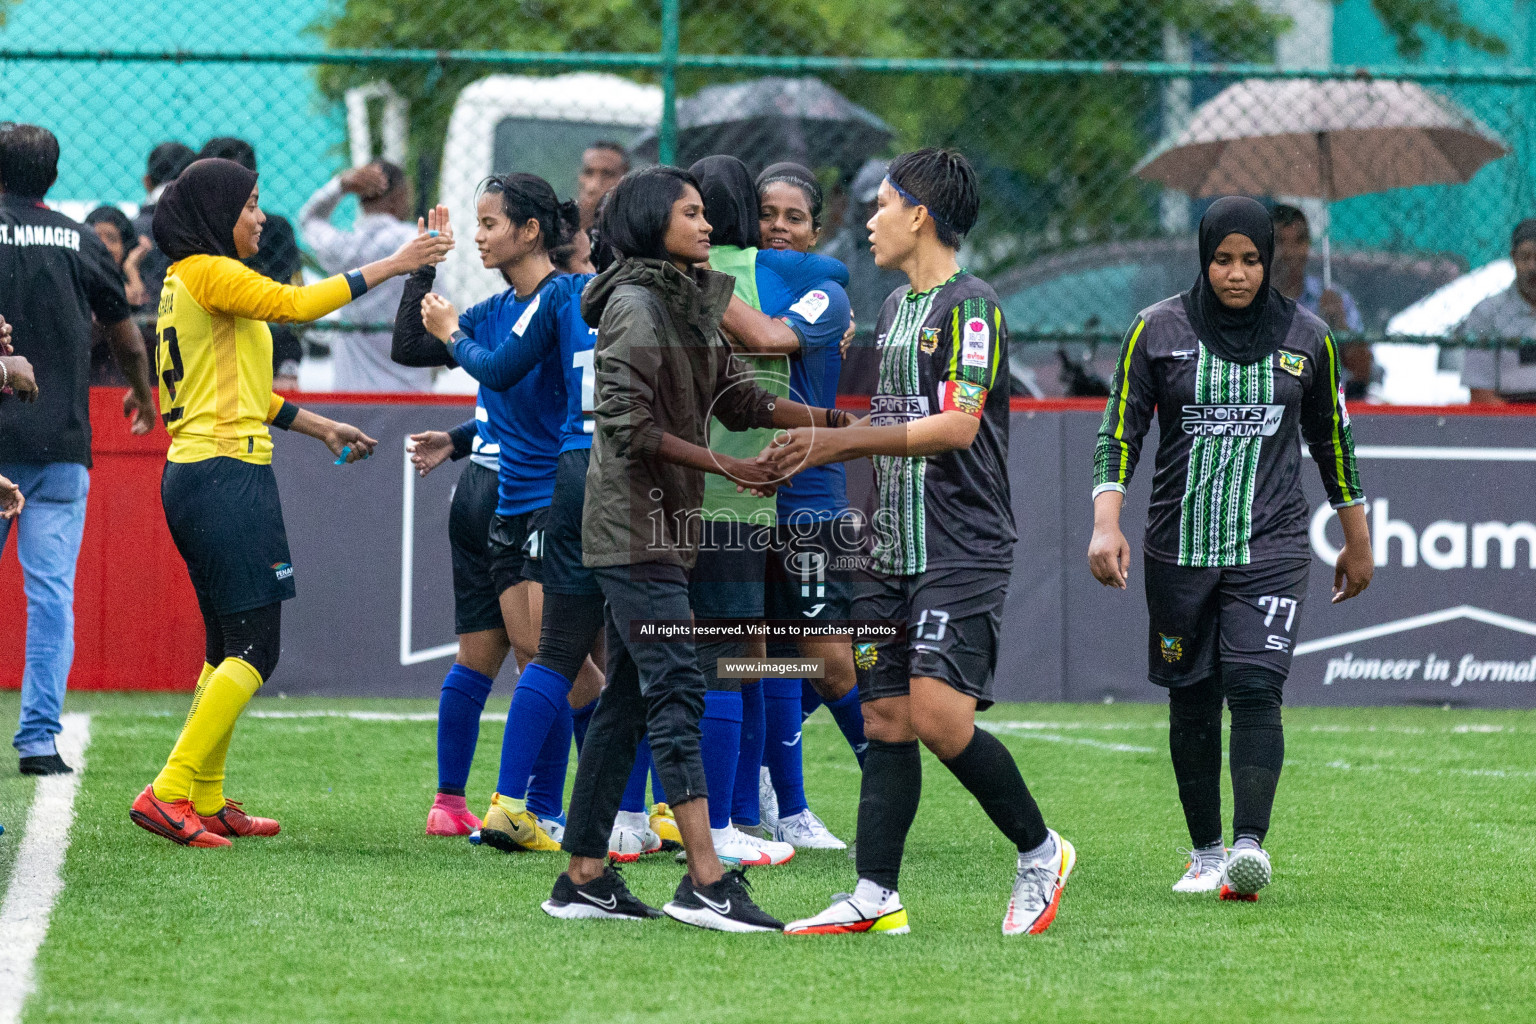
top-left (702, 246), bottom-right (787, 524)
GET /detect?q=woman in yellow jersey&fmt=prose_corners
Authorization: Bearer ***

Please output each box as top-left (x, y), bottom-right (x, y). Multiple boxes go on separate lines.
top-left (130, 158), bottom-right (452, 848)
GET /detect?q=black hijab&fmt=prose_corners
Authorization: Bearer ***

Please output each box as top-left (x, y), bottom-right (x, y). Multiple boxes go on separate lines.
top-left (1182, 196), bottom-right (1295, 365)
top-left (152, 157), bottom-right (258, 262)
top-left (689, 155), bottom-right (761, 250)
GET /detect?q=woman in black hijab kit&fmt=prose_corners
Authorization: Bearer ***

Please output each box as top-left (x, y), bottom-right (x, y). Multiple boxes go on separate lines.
top-left (1087, 196), bottom-right (1374, 901)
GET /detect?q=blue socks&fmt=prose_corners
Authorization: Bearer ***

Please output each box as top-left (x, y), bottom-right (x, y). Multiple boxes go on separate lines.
top-left (732, 680), bottom-right (765, 825)
top-left (826, 688), bottom-right (869, 767)
top-left (801, 678), bottom-right (823, 721)
top-left (571, 699), bottom-right (595, 753)
top-left (495, 662), bottom-right (571, 799)
top-left (701, 690), bottom-right (743, 830)
top-left (621, 739), bottom-right (652, 813)
top-left (525, 699), bottom-right (572, 821)
top-left (437, 663), bottom-right (494, 794)
top-left (763, 677), bottom-right (809, 817)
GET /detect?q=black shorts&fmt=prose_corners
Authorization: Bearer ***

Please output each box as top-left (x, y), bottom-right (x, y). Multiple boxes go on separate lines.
top-left (449, 460), bottom-right (504, 635)
top-left (852, 567), bottom-right (1010, 711)
top-left (162, 458), bottom-right (295, 616)
top-left (489, 505), bottom-right (548, 595)
top-left (688, 519), bottom-right (768, 620)
top-left (541, 448), bottom-right (599, 596)
top-left (764, 516), bottom-right (857, 622)
top-left (1143, 553), bottom-right (1311, 687)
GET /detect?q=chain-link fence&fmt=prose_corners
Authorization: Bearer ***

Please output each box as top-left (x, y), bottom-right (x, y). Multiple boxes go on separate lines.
top-left (4, 0), bottom-right (1535, 400)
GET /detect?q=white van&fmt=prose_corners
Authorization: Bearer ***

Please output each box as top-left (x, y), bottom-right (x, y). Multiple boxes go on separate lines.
top-left (436, 72), bottom-right (661, 308)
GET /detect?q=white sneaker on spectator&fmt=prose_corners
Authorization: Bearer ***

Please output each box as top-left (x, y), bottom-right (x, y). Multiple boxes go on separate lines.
top-left (775, 808), bottom-right (846, 850)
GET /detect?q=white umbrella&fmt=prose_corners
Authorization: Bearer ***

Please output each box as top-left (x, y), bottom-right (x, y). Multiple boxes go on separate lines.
top-left (1135, 79), bottom-right (1507, 289)
top-left (1385, 258), bottom-right (1513, 336)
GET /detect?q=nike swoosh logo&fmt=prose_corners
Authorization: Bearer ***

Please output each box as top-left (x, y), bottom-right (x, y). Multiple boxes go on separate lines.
top-left (580, 891), bottom-right (619, 910)
top-left (781, 731), bottom-right (802, 748)
top-left (154, 803), bottom-right (186, 830)
top-left (803, 604), bottom-right (826, 617)
top-left (698, 894), bottom-right (731, 915)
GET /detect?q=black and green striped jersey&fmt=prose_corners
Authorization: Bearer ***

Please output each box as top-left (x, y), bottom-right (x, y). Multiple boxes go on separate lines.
top-left (1093, 295), bottom-right (1363, 568)
top-left (869, 272), bottom-right (1015, 576)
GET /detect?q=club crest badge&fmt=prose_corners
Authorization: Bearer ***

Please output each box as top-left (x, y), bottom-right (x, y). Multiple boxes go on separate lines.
top-left (1159, 634), bottom-right (1183, 663)
top-left (1278, 351), bottom-right (1306, 377)
top-left (854, 643), bottom-right (879, 670)
top-left (919, 327), bottom-right (941, 354)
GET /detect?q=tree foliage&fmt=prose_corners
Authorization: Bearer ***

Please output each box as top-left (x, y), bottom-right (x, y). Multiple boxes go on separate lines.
top-left (311, 0), bottom-right (1510, 270)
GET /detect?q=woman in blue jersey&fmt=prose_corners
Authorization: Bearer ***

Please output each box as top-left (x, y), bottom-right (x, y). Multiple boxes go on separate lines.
top-left (415, 174), bottom-right (609, 854)
top-left (392, 179), bottom-right (597, 847)
top-left (748, 162), bottom-right (864, 851)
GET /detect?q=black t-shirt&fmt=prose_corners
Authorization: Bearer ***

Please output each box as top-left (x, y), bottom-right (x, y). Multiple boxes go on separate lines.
top-left (0, 194), bottom-right (131, 466)
top-left (1092, 296), bottom-right (1365, 567)
top-left (869, 271), bottom-right (1016, 575)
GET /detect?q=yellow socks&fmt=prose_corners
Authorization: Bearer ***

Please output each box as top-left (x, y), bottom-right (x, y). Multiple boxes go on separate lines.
top-left (153, 658), bottom-right (264, 806)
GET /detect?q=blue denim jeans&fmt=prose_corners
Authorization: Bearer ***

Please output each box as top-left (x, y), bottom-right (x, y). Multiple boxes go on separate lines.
top-left (0, 462), bottom-right (90, 758)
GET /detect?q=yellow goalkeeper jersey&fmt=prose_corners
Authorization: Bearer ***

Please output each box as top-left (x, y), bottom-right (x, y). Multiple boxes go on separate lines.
top-left (156, 255), bottom-right (354, 464)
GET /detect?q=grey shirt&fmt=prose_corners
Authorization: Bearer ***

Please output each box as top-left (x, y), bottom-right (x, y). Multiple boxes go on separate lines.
top-left (1456, 283), bottom-right (1536, 400)
top-left (299, 177), bottom-right (434, 392)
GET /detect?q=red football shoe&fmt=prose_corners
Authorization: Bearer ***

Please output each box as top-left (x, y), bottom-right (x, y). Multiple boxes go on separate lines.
top-left (199, 799), bottom-right (281, 838)
top-left (130, 785), bottom-right (231, 848)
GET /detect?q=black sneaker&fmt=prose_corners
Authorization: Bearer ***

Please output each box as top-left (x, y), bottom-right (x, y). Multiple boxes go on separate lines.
top-left (541, 867), bottom-right (663, 921)
top-left (663, 869), bottom-right (784, 932)
top-left (19, 754), bottom-right (72, 776)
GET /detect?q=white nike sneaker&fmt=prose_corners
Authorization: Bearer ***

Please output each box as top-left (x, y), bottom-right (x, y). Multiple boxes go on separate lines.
top-left (784, 892), bottom-right (909, 935)
top-left (1172, 848), bottom-right (1227, 894)
top-left (1002, 829), bottom-right (1076, 936)
top-left (758, 766), bottom-right (780, 834)
top-left (775, 808), bottom-right (847, 850)
top-left (1220, 845), bottom-right (1272, 901)
top-left (608, 810), bottom-right (661, 864)
top-left (712, 825), bottom-right (795, 867)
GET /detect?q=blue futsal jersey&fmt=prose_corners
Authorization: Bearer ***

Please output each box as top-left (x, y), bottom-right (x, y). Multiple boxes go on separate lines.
top-left (755, 249), bottom-right (852, 523)
top-left (551, 273), bottom-right (598, 452)
top-left (453, 274), bottom-right (567, 516)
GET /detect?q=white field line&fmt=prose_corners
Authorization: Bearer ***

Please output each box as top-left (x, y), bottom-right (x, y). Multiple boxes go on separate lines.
top-left (979, 721), bottom-right (1157, 753)
top-left (0, 713), bottom-right (92, 1024)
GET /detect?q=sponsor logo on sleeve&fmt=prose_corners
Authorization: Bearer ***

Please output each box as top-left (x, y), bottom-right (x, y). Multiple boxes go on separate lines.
top-left (961, 317), bottom-right (990, 367)
top-left (919, 327), bottom-right (941, 354)
top-left (272, 562), bottom-right (295, 581)
top-left (1338, 387), bottom-right (1351, 425)
top-left (940, 379), bottom-right (987, 417)
top-left (1278, 351), bottom-right (1307, 377)
top-left (789, 289), bottom-right (830, 325)
top-left (1159, 634), bottom-right (1183, 662)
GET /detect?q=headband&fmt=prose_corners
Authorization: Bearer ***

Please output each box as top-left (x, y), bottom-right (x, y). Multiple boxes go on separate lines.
top-left (885, 175), bottom-right (953, 236)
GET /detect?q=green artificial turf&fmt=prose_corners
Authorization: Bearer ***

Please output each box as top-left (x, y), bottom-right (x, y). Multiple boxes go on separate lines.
top-left (5, 692), bottom-right (1535, 1023)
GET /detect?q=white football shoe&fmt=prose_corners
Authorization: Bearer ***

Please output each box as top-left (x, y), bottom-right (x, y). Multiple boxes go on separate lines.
top-left (1220, 845), bottom-right (1271, 901)
top-left (1172, 848), bottom-right (1227, 894)
top-left (607, 810), bottom-right (661, 863)
top-left (538, 817), bottom-right (566, 844)
top-left (1002, 829), bottom-right (1076, 936)
top-left (775, 808), bottom-right (847, 850)
top-left (713, 825), bottom-right (795, 867)
top-left (784, 892), bottom-right (909, 935)
top-left (758, 766), bottom-right (780, 834)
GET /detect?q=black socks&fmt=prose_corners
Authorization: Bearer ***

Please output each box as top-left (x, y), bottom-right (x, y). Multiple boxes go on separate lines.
top-left (1225, 664), bottom-right (1285, 845)
top-left (855, 739), bottom-right (922, 891)
top-left (1166, 665), bottom-right (1287, 848)
top-left (940, 727), bottom-right (1049, 853)
top-left (1168, 675), bottom-right (1225, 849)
